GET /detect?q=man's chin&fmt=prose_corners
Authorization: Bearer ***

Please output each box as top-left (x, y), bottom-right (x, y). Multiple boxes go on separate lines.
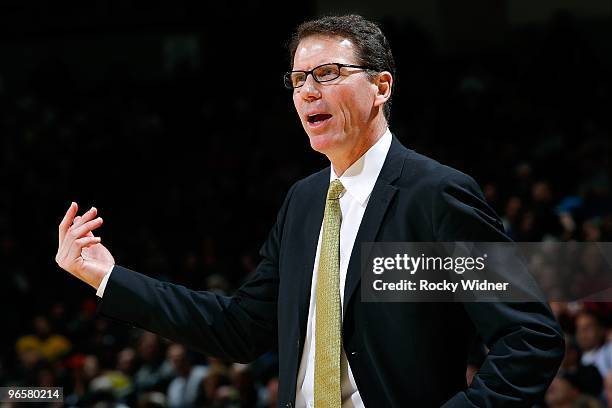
top-left (307, 133), bottom-right (335, 154)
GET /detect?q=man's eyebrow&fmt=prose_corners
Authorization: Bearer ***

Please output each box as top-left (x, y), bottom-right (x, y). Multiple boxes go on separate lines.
top-left (292, 62), bottom-right (342, 71)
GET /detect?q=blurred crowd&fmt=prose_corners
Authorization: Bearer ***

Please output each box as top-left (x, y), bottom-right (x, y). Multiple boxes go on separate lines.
top-left (10, 316), bottom-right (279, 407)
top-left (1, 10), bottom-right (611, 408)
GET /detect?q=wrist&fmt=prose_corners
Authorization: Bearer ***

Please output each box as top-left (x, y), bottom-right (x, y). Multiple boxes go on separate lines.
top-left (84, 263), bottom-right (113, 290)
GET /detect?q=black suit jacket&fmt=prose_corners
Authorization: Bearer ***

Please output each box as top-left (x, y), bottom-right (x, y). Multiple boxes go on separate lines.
top-left (99, 137), bottom-right (564, 407)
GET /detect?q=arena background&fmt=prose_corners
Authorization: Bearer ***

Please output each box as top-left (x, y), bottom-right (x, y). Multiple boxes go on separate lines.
top-left (1, 1), bottom-right (611, 406)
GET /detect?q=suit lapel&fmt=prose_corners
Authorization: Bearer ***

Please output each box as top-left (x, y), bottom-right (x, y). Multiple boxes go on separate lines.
top-left (343, 138), bottom-right (405, 317)
top-left (296, 169), bottom-right (329, 344)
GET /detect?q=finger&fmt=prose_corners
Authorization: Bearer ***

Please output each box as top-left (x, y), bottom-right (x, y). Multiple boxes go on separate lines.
top-left (72, 207), bottom-right (97, 229)
top-left (58, 202), bottom-right (78, 243)
top-left (56, 235), bottom-right (100, 267)
top-left (70, 217), bottom-right (104, 240)
top-left (72, 217), bottom-right (95, 237)
top-left (67, 236), bottom-right (102, 264)
top-left (56, 217), bottom-right (103, 263)
top-left (59, 217), bottom-right (104, 260)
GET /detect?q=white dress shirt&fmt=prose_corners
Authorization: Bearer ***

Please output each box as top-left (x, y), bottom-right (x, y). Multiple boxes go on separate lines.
top-left (296, 129), bottom-right (392, 408)
top-left (166, 365), bottom-right (209, 408)
top-left (581, 342), bottom-right (612, 378)
top-left (96, 264), bottom-right (113, 297)
top-left (96, 129), bottom-right (394, 408)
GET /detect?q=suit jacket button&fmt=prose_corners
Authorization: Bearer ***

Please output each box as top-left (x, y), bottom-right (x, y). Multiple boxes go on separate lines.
top-left (285, 403), bottom-right (293, 408)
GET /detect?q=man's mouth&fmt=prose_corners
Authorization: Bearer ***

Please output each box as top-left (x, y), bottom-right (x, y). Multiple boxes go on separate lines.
top-left (307, 113), bottom-right (333, 125)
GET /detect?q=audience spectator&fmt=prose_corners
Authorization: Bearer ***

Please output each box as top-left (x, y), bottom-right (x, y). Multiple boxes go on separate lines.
top-left (576, 311), bottom-right (612, 379)
top-left (133, 332), bottom-right (175, 393)
top-left (166, 343), bottom-right (208, 408)
top-left (230, 363), bottom-right (258, 408)
top-left (546, 366), bottom-right (604, 408)
top-left (15, 316), bottom-right (71, 363)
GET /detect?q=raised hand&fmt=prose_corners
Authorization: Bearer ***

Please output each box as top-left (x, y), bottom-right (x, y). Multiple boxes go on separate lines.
top-left (55, 202), bottom-right (115, 289)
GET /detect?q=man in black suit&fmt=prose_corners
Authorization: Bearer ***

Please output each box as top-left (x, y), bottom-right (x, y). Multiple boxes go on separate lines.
top-left (56, 14), bottom-right (564, 407)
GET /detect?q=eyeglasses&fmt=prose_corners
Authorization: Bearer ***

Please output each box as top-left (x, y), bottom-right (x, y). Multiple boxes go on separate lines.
top-left (284, 62), bottom-right (375, 89)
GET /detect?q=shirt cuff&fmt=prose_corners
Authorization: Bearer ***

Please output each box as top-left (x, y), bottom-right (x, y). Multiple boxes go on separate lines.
top-left (96, 265), bottom-right (115, 298)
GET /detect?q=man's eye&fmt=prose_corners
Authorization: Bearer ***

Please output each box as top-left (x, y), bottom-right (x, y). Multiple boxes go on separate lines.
top-left (292, 74), bottom-right (305, 85)
top-left (316, 67), bottom-right (338, 80)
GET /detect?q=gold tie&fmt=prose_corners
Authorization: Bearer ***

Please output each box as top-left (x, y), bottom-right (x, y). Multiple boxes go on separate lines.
top-left (315, 179), bottom-right (344, 408)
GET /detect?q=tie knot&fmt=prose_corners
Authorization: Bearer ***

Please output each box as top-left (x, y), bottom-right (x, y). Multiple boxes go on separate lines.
top-left (327, 180), bottom-right (345, 200)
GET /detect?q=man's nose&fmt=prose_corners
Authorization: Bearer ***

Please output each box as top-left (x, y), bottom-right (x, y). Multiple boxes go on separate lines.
top-left (300, 74), bottom-right (321, 101)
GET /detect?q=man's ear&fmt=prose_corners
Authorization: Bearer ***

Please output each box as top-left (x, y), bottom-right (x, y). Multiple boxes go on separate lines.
top-left (373, 71), bottom-right (393, 109)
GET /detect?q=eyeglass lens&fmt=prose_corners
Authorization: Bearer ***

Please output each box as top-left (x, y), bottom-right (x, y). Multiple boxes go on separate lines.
top-left (288, 64), bottom-right (341, 88)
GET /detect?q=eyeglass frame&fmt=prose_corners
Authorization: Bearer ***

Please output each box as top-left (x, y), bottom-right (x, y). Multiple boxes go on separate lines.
top-left (284, 62), bottom-right (376, 89)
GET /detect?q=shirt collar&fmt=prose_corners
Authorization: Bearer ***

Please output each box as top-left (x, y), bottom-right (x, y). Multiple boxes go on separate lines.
top-left (330, 128), bottom-right (393, 207)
